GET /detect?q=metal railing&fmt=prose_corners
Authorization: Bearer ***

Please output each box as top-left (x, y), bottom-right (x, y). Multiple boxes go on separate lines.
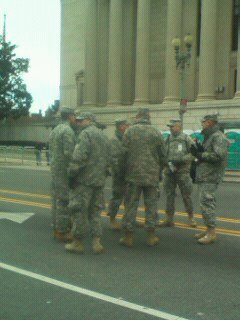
top-left (0, 145), bottom-right (239, 170)
top-left (0, 146), bottom-right (50, 166)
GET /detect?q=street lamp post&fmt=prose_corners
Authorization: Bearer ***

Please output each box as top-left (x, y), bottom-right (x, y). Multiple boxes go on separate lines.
top-left (172, 34), bottom-right (193, 128)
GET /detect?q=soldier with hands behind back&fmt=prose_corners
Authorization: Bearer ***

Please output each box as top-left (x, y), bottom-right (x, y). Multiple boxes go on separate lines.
top-left (108, 118), bottom-right (130, 230)
top-left (49, 107), bottom-right (76, 241)
top-left (120, 107), bottom-right (166, 247)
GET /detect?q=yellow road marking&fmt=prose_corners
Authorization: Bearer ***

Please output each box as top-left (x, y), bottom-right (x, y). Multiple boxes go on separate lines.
top-left (0, 196), bottom-right (240, 237)
top-left (0, 188), bottom-right (50, 199)
top-left (0, 189), bottom-right (240, 223)
top-left (0, 196), bottom-right (50, 208)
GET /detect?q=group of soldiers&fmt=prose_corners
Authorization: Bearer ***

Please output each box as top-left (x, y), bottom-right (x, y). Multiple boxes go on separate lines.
top-left (49, 106), bottom-right (229, 254)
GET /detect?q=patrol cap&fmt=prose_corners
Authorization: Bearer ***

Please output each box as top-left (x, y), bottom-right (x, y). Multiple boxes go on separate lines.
top-left (136, 107), bottom-right (150, 118)
top-left (167, 119), bottom-right (182, 127)
top-left (60, 107), bottom-right (76, 115)
top-left (76, 112), bottom-right (96, 122)
top-left (201, 113), bottom-right (219, 122)
top-left (115, 118), bottom-right (129, 126)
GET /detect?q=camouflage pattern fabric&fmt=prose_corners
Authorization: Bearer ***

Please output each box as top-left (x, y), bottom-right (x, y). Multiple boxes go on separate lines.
top-left (68, 124), bottom-right (110, 238)
top-left (108, 129), bottom-right (127, 218)
top-left (123, 119), bottom-right (166, 186)
top-left (195, 125), bottom-right (228, 184)
top-left (164, 173), bottom-right (193, 216)
top-left (69, 184), bottom-right (104, 238)
top-left (195, 125), bottom-right (228, 227)
top-left (122, 183), bottom-right (159, 231)
top-left (164, 132), bottom-right (194, 216)
top-left (165, 132), bottom-right (194, 174)
top-left (49, 121), bottom-right (76, 232)
top-left (199, 183), bottom-right (218, 228)
top-left (68, 124), bottom-right (111, 186)
top-left (122, 119), bottom-right (166, 231)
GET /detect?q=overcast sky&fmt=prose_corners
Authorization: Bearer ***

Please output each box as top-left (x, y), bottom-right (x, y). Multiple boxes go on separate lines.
top-left (0, 0), bottom-right (60, 114)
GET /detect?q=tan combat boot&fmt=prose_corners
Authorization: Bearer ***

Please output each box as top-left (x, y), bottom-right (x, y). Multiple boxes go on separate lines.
top-left (92, 237), bottom-right (104, 254)
top-left (110, 217), bottom-right (121, 231)
top-left (65, 239), bottom-right (84, 253)
top-left (54, 230), bottom-right (73, 242)
top-left (158, 215), bottom-right (175, 227)
top-left (146, 229), bottom-right (160, 246)
top-left (119, 231), bottom-right (133, 247)
top-left (188, 214), bottom-right (197, 228)
top-left (194, 230), bottom-right (207, 239)
top-left (197, 227), bottom-right (217, 244)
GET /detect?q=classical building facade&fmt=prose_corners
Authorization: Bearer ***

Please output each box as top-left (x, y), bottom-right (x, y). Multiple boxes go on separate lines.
top-left (60, 0), bottom-right (240, 131)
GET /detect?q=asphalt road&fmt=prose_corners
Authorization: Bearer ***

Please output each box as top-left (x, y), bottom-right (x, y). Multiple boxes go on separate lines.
top-left (0, 166), bottom-right (240, 320)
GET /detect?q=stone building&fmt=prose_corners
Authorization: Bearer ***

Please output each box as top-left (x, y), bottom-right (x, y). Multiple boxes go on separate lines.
top-left (60, 0), bottom-right (240, 132)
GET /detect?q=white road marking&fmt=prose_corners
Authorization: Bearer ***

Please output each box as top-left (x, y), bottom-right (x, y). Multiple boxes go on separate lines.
top-left (0, 212), bottom-right (34, 223)
top-left (0, 262), bottom-right (189, 320)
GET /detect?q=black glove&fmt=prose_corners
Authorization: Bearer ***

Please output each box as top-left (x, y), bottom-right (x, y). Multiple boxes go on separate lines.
top-left (190, 144), bottom-right (198, 157)
top-left (68, 176), bottom-right (77, 189)
top-left (170, 160), bottom-right (182, 166)
top-left (195, 152), bottom-right (203, 160)
top-left (196, 141), bottom-right (204, 152)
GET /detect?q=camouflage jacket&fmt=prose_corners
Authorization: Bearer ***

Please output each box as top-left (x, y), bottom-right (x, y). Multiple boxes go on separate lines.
top-left (49, 121), bottom-right (76, 173)
top-left (111, 129), bottom-right (126, 179)
top-left (122, 119), bottom-right (166, 186)
top-left (69, 124), bottom-right (111, 187)
top-left (165, 132), bottom-right (194, 175)
top-left (196, 125), bottom-right (228, 183)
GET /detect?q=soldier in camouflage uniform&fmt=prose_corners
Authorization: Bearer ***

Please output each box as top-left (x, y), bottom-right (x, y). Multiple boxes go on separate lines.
top-left (49, 107), bottom-right (76, 241)
top-left (190, 113), bottom-right (228, 244)
top-left (65, 112), bottom-right (111, 254)
top-left (107, 118), bottom-right (129, 230)
top-left (160, 119), bottom-right (197, 228)
top-left (120, 107), bottom-right (166, 247)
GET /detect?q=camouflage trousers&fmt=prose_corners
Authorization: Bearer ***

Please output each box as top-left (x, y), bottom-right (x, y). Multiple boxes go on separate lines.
top-left (51, 178), bottom-right (72, 233)
top-left (108, 176), bottom-right (126, 218)
top-left (122, 183), bottom-right (159, 231)
top-left (199, 182), bottom-right (218, 228)
top-left (164, 172), bottom-right (193, 216)
top-left (68, 184), bottom-right (104, 239)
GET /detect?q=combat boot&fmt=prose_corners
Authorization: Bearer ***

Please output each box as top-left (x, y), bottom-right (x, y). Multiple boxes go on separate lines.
top-left (92, 237), bottom-right (104, 254)
top-left (119, 231), bottom-right (133, 247)
top-left (188, 214), bottom-right (197, 228)
top-left (110, 217), bottom-right (121, 231)
top-left (194, 230), bottom-right (207, 239)
top-left (197, 227), bottom-right (216, 244)
top-left (54, 230), bottom-right (73, 242)
top-left (65, 239), bottom-right (84, 253)
top-left (158, 215), bottom-right (174, 227)
top-left (146, 229), bottom-right (160, 246)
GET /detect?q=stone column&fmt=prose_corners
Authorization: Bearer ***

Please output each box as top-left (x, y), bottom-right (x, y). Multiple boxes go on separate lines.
top-left (163, 0), bottom-right (183, 103)
top-left (122, 0), bottom-right (136, 105)
top-left (197, 0), bottom-right (218, 101)
top-left (182, 0), bottom-right (199, 101)
top-left (107, 0), bottom-right (123, 106)
top-left (97, 0), bottom-right (109, 106)
top-left (235, 3), bottom-right (240, 98)
top-left (134, 0), bottom-right (151, 105)
top-left (84, 0), bottom-right (98, 106)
